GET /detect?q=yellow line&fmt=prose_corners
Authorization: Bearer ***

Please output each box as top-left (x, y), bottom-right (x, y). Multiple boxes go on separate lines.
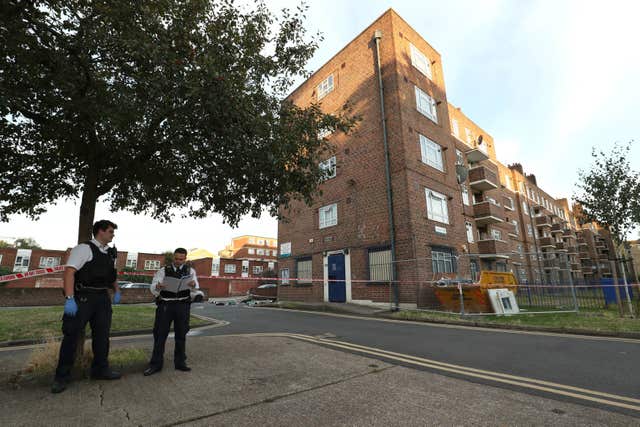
top-left (260, 307), bottom-right (640, 344)
top-left (210, 332), bottom-right (640, 412)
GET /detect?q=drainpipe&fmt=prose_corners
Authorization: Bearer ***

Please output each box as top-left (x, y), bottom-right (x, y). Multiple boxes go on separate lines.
top-left (374, 30), bottom-right (399, 311)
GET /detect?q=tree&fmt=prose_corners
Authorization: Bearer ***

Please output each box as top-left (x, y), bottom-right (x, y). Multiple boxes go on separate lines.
top-left (13, 237), bottom-right (42, 249)
top-left (574, 141), bottom-right (640, 316)
top-left (0, 0), bottom-right (356, 244)
top-left (0, 240), bottom-right (13, 248)
top-left (163, 251), bottom-right (174, 267)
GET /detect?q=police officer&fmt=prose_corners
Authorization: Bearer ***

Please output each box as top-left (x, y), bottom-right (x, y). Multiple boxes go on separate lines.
top-left (144, 247), bottom-right (199, 375)
top-left (52, 220), bottom-right (122, 394)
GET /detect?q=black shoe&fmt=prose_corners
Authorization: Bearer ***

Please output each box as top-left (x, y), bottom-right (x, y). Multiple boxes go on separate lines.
top-left (91, 370), bottom-right (122, 380)
top-left (51, 379), bottom-right (67, 394)
top-left (175, 365), bottom-right (191, 372)
top-left (143, 366), bottom-right (162, 376)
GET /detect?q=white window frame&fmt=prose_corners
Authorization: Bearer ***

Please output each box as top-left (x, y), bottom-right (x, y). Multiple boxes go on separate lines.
top-left (505, 196), bottom-right (514, 210)
top-left (465, 128), bottom-right (474, 145)
top-left (522, 201), bottom-right (529, 215)
top-left (319, 203), bottom-right (338, 229)
top-left (432, 250), bottom-right (455, 273)
top-left (280, 268), bottom-right (290, 285)
top-left (414, 86), bottom-right (438, 123)
top-left (257, 249), bottom-right (265, 256)
top-left (224, 264), bottom-right (236, 274)
top-left (527, 223), bottom-right (534, 236)
top-left (257, 239), bottom-right (265, 245)
top-left (491, 229), bottom-right (502, 241)
top-left (296, 259), bottom-right (313, 284)
top-left (248, 248), bottom-right (255, 255)
top-left (252, 266), bottom-right (263, 275)
top-left (248, 237), bottom-right (255, 244)
top-left (511, 220), bottom-right (519, 235)
top-left (425, 188), bottom-right (449, 224)
top-left (39, 256), bottom-right (61, 268)
top-left (419, 134), bottom-right (444, 171)
top-left (368, 248), bottom-right (392, 282)
top-left (505, 175), bottom-right (513, 190)
top-left (461, 186), bottom-right (470, 206)
top-left (465, 221), bottom-right (474, 243)
top-left (144, 260), bottom-right (161, 270)
top-left (272, 250), bottom-right (278, 257)
top-left (317, 74), bottom-right (334, 100)
top-left (452, 119), bottom-right (460, 138)
top-left (319, 156), bottom-right (337, 180)
top-left (409, 43), bottom-right (432, 79)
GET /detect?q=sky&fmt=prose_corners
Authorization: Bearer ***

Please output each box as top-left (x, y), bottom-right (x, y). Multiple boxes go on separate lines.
top-left (2, 0), bottom-right (639, 252)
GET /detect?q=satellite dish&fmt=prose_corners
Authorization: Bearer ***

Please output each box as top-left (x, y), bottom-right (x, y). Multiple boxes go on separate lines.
top-left (477, 135), bottom-right (484, 144)
top-left (456, 164), bottom-right (468, 184)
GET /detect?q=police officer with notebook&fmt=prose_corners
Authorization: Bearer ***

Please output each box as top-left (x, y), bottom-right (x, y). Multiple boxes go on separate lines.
top-left (144, 247), bottom-right (199, 376)
top-left (52, 220), bottom-right (122, 394)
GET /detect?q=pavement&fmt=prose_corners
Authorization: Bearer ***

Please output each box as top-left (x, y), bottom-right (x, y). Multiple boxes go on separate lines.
top-left (1, 334), bottom-right (638, 426)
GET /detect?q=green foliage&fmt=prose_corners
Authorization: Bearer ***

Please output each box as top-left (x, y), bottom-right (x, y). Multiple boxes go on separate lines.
top-left (163, 251), bottom-right (174, 266)
top-left (0, 240), bottom-right (12, 248)
top-left (574, 142), bottom-right (640, 245)
top-left (13, 237), bottom-right (41, 249)
top-left (0, 0), bottom-right (357, 236)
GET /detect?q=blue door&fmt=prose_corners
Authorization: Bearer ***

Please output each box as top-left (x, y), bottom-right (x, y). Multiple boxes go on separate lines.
top-left (328, 253), bottom-right (346, 302)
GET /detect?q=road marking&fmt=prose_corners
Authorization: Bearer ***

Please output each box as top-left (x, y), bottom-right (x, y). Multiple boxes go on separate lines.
top-left (257, 307), bottom-right (640, 344)
top-left (210, 332), bottom-right (640, 412)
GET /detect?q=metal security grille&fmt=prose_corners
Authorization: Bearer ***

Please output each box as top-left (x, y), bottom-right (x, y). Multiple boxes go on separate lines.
top-left (369, 249), bottom-right (392, 281)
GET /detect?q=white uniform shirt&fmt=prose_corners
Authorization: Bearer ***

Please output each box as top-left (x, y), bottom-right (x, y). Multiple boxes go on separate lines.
top-left (66, 239), bottom-right (113, 271)
top-left (150, 265), bottom-right (200, 298)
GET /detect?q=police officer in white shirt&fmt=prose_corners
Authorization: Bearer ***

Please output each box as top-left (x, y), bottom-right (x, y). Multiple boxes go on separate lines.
top-left (144, 248), bottom-right (199, 375)
top-left (52, 220), bottom-right (122, 394)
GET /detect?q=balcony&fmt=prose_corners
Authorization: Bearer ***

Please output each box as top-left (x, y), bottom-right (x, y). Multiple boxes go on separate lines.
top-left (473, 201), bottom-right (504, 226)
top-left (535, 215), bottom-right (552, 228)
top-left (551, 223), bottom-right (564, 234)
top-left (571, 263), bottom-right (582, 272)
top-left (543, 259), bottom-right (559, 269)
top-left (538, 236), bottom-right (556, 248)
top-left (566, 246), bottom-right (578, 254)
top-left (563, 230), bottom-right (576, 239)
top-left (468, 166), bottom-right (498, 191)
top-left (477, 239), bottom-right (510, 259)
top-left (579, 251), bottom-right (590, 259)
top-left (577, 238), bottom-right (588, 247)
top-left (465, 147), bottom-right (489, 163)
top-left (555, 242), bottom-right (568, 251)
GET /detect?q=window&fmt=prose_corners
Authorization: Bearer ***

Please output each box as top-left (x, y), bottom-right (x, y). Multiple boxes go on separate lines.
top-left (505, 196), bottom-right (514, 210)
top-left (272, 250), bottom-right (278, 257)
top-left (368, 248), bottom-right (392, 281)
top-left (317, 74), bottom-right (334, 100)
top-left (253, 266), bottom-right (263, 275)
top-left (319, 203), bottom-right (338, 229)
top-left (519, 182), bottom-right (525, 193)
top-left (505, 175), bottom-right (513, 191)
top-left (465, 128), bottom-right (474, 144)
top-left (527, 223), bottom-right (533, 236)
top-left (491, 229), bottom-right (502, 241)
top-left (125, 259), bottom-right (137, 269)
top-left (465, 222), bottom-right (474, 243)
top-left (257, 249), bottom-right (265, 256)
top-left (257, 239), bottom-right (265, 245)
top-left (224, 264), bottom-right (236, 273)
top-left (212, 261), bottom-right (220, 276)
top-left (415, 86), bottom-right (438, 123)
top-left (425, 188), bottom-right (449, 224)
top-left (488, 197), bottom-right (500, 207)
top-left (248, 248), bottom-right (255, 255)
top-left (452, 119), bottom-right (460, 138)
top-left (14, 256), bottom-right (29, 268)
top-left (242, 261), bottom-right (249, 274)
top-left (432, 248), bottom-right (456, 273)
top-left (144, 260), bottom-right (161, 270)
top-left (522, 201), bottom-right (529, 215)
top-left (461, 186), bottom-right (470, 206)
top-left (248, 237), bottom-right (255, 244)
top-left (517, 244), bottom-right (524, 255)
top-left (319, 156), bottom-right (337, 179)
top-left (296, 259), bottom-right (312, 284)
top-left (455, 149), bottom-right (465, 165)
top-left (409, 43), bottom-right (432, 79)
top-left (470, 260), bottom-right (479, 281)
top-left (280, 268), bottom-right (290, 285)
top-left (268, 262), bottom-right (274, 270)
top-left (0, 254), bottom-right (2, 264)
top-left (511, 220), bottom-right (519, 235)
top-left (419, 134), bottom-right (443, 171)
top-left (39, 257), bottom-right (61, 268)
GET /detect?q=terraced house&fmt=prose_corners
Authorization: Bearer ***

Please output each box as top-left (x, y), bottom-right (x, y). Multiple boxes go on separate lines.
top-left (276, 9), bottom-right (618, 307)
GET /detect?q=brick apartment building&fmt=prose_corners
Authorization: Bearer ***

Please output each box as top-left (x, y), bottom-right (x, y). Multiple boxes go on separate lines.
top-left (0, 246), bottom-right (165, 288)
top-left (211, 236), bottom-right (278, 278)
top-left (276, 9), bottom-right (622, 307)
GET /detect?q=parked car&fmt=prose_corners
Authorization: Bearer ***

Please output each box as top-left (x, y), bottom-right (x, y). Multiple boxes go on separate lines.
top-left (117, 280), bottom-right (133, 288)
top-left (247, 283), bottom-right (277, 300)
top-left (120, 282), bottom-right (151, 289)
top-left (191, 288), bottom-right (205, 303)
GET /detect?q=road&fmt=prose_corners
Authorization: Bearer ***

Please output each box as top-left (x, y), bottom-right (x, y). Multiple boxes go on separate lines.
top-left (3, 302), bottom-right (639, 417)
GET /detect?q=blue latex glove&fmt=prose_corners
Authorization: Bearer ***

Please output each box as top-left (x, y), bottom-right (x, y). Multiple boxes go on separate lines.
top-left (64, 298), bottom-right (78, 317)
top-left (113, 291), bottom-right (121, 305)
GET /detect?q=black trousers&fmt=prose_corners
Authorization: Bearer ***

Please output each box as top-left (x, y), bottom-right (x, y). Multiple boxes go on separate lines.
top-left (55, 292), bottom-right (112, 381)
top-left (149, 300), bottom-right (190, 368)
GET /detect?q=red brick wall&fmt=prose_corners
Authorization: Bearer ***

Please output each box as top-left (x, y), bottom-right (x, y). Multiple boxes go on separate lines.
top-left (0, 288), bottom-right (154, 307)
top-left (0, 248), bottom-right (17, 269)
top-left (278, 283), bottom-right (324, 302)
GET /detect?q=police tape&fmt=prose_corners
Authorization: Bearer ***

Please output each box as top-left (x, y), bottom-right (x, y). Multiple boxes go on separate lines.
top-left (0, 265), bottom-right (65, 283)
top-left (1, 265), bottom-right (638, 288)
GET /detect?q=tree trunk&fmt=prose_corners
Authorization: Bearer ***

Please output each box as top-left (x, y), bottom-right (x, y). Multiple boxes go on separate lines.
top-left (74, 167), bottom-right (99, 375)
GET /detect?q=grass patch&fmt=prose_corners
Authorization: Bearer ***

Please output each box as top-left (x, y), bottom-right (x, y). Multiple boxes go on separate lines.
top-left (388, 308), bottom-right (640, 334)
top-left (0, 305), bottom-right (209, 342)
